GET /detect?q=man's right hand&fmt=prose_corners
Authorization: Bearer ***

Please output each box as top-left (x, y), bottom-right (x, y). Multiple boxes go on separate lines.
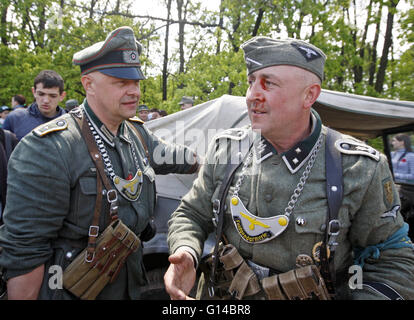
top-left (164, 250), bottom-right (196, 300)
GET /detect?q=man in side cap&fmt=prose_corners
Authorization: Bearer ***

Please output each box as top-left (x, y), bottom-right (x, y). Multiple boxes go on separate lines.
top-left (65, 99), bottom-right (79, 112)
top-left (165, 36), bottom-right (414, 300)
top-left (137, 104), bottom-right (149, 121)
top-left (0, 106), bottom-right (10, 128)
top-left (0, 26), bottom-right (199, 300)
top-left (179, 96), bottom-right (194, 110)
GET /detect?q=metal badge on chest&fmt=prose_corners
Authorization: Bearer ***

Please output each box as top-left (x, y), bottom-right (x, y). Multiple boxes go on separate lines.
top-left (230, 135), bottom-right (323, 244)
top-left (86, 117), bottom-right (143, 201)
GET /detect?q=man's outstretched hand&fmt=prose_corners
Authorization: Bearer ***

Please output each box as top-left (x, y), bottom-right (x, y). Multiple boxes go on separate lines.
top-left (164, 250), bottom-right (196, 300)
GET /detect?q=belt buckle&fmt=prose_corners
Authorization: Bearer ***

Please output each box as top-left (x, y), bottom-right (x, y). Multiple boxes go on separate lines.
top-left (88, 225), bottom-right (99, 237)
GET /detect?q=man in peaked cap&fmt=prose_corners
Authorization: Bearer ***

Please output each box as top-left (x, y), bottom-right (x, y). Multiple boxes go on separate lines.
top-left (0, 26), bottom-right (199, 300)
top-left (165, 36), bottom-right (414, 300)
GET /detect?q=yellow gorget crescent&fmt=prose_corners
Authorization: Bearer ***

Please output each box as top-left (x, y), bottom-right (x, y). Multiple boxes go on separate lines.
top-left (230, 195), bottom-right (289, 244)
top-left (229, 134), bottom-right (323, 244)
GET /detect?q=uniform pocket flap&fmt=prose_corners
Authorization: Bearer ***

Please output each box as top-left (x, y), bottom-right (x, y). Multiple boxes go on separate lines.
top-left (292, 210), bottom-right (326, 235)
top-left (79, 177), bottom-right (97, 195)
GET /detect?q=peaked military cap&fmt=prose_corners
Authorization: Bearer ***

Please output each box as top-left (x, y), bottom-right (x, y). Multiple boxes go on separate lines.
top-left (73, 26), bottom-right (145, 80)
top-left (179, 96), bottom-right (194, 105)
top-left (241, 36), bottom-right (326, 81)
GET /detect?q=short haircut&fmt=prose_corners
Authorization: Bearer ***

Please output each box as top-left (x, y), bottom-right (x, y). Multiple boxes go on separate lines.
top-left (13, 94), bottom-right (26, 105)
top-left (34, 70), bottom-right (65, 94)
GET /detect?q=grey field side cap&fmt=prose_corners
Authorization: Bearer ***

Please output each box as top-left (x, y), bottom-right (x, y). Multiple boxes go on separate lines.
top-left (72, 26), bottom-right (145, 80)
top-left (65, 99), bottom-right (79, 108)
top-left (241, 36), bottom-right (327, 81)
top-left (179, 96), bottom-right (194, 105)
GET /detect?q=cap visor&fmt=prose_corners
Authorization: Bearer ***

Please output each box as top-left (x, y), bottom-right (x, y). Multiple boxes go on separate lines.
top-left (99, 67), bottom-right (145, 80)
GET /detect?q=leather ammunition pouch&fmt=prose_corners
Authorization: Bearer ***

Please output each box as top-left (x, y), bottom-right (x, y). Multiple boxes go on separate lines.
top-left (200, 243), bottom-right (330, 300)
top-left (261, 264), bottom-right (330, 300)
top-left (199, 243), bottom-right (261, 300)
top-left (63, 219), bottom-right (140, 300)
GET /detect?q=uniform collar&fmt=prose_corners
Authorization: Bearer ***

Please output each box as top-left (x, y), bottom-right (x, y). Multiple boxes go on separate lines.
top-left (255, 109), bottom-right (322, 174)
top-left (83, 99), bottom-right (132, 147)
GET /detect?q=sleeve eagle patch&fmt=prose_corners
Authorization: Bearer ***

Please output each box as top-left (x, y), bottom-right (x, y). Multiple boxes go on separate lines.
top-left (335, 138), bottom-right (380, 162)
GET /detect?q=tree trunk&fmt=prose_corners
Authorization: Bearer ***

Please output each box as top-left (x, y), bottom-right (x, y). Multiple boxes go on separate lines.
top-left (176, 0), bottom-right (186, 75)
top-left (375, 0), bottom-right (399, 93)
top-left (162, 0), bottom-right (172, 101)
top-left (353, 0), bottom-right (373, 85)
top-left (368, 4), bottom-right (382, 86)
top-left (216, 0), bottom-right (224, 55)
top-left (1, 4), bottom-right (8, 46)
top-left (251, 8), bottom-right (264, 37)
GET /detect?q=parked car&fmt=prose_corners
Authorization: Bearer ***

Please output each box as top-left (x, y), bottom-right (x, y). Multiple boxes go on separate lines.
top-left (141, 92), bottom-right (414, 299)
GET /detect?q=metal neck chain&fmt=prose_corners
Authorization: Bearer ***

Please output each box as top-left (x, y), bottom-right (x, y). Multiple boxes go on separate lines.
top-left (86, 117), bottom-right (140, 181)
top-left (233, 134), bottom-right (323, 218)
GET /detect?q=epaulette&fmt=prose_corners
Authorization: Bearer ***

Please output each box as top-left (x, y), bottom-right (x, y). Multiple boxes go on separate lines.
top-left (33, 119), bottom-right (68, 137)
top-left (214, 127), bottom-right (249, 141)
top-left (335, 138), bottom-right (380, 162)
top-left (128, 116), bottom-right (144, 124)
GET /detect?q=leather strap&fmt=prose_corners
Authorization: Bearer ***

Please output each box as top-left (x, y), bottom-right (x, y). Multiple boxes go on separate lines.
top-left (209, 161), bottom-right (244, 296)
top-left (208, 139), bottom-right (253, 297)
top-left (320, 128), bottom-right (343, 295)
top-left (125, 121), bottom-right (149, 160)
top-left (73, 114), bottom-right (120, 262)
top-left (80, 117), bottom-right (114, 192)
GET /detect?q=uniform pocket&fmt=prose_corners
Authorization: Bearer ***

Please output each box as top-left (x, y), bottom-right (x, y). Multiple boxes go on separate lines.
top-left (292, 209), bottom-right (326, 235)
top-left (79, 176), bottom-right (97, 195)
top-left (70, 175), bottom-right (98, 228)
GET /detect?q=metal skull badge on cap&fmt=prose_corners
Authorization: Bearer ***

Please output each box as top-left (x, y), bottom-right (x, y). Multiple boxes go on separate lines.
top-left (72, 26), bottom-right (145, 80)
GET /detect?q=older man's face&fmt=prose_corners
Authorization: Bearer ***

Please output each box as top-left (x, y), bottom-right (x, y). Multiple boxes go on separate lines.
top-left (246, 65), bottom-right (313, 142)
top-left (83, 72), bottom-right (141, 125)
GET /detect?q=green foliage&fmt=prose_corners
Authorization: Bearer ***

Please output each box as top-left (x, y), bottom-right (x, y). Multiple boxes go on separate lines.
top-left (0, 0), bottom-right (412, 115)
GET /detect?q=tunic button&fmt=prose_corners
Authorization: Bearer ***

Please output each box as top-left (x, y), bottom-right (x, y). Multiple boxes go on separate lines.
top-left (264, 194), bottom-right (273, 202)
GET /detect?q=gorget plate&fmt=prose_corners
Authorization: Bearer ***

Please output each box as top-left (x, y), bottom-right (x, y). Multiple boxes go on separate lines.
top-left (230, 195), bottom-right (289, 243)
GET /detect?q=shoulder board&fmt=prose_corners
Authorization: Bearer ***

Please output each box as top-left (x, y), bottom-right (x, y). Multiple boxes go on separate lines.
top-left (128, 116), bottom-right (144, 124)
top-left (214, 127), bottom-right (249, 141)
top-left (335, 138), bottom-right (380, 162)
top-left (33, 119), bottom-right (68, 137)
